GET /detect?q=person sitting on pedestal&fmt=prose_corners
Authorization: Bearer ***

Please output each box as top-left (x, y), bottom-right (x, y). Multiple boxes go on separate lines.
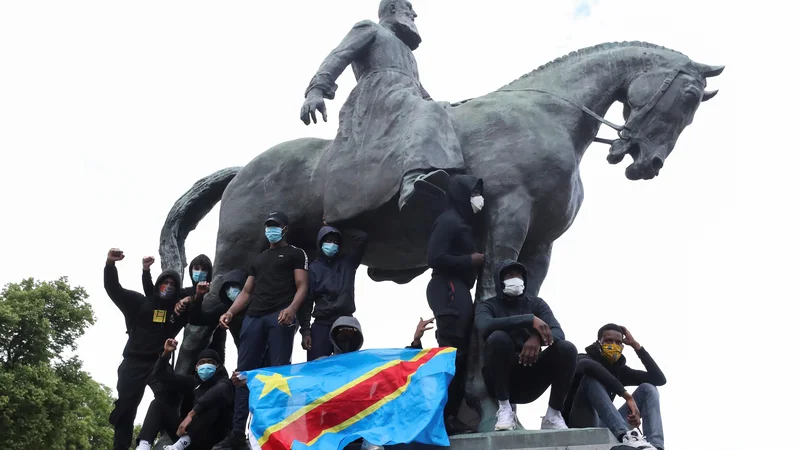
top-left (137, 339), bottom-right (234, 450)
top-left (563, 324), bottom-right (666, 450)
top-left (474, 260), bottom-right (577, 431)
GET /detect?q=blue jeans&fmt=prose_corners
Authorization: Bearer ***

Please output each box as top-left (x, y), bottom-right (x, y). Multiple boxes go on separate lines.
top-left (232, 311), bottom-right (297, 433)
top-left (569, 376), bottom-right (664, 449)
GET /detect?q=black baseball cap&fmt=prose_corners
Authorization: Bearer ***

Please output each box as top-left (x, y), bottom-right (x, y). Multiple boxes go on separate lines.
top-left (264, 210), bottom-right (290, 227)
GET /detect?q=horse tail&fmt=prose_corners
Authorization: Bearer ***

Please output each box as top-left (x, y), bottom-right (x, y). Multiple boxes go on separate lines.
top-left (158, 167), bottom-right (241, 275)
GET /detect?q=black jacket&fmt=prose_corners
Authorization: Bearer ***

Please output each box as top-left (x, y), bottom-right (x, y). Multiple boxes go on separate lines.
top-left (474, 260), bottom-right (565, 351)
top-left (187, 269), bottom-right (249, 326)
top-left (142, 254), bottom-right (213, 299)
top-left (104, 264), bottom-right (200, 359)
top-left (427, 175), bottom-right (482, 289)
top-left (299, 226), bottom-right (368, 335)
top-left (563, 343), bottom-right (667, 424)
top-left (151, 355), bottom-right (233, 418)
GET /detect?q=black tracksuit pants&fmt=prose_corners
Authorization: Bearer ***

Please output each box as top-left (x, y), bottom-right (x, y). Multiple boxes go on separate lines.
top-left (111, 356), bottom-right (158, 450)
top-left (138, 397), bottom-right (181, 444)
top-left (426, 276), bottom-right (474, 419)
top-left (482, 330), bottom-right (577, 410)
top-left (137, 396), bottom-right (228, 450)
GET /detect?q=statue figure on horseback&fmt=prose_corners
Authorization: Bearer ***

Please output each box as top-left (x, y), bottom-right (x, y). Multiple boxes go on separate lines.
top-left (157, 0), bottom-right (724, 432)
top-left (300, 0), bottom-right (461, 222)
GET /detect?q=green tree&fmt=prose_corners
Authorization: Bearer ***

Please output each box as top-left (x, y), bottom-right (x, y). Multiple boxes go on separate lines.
top-left (0, 277), bottom-right (115, 450)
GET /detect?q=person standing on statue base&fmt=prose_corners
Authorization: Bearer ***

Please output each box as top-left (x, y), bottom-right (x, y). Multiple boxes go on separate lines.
top-left (474, 260), bottom-right (577, 432)
top-left (104, 248), bottom-right (199, 450)
top-left (563, 324), bottom-right (666, 450)
top-left (425, 174), bottom-right (485, 434)
top-left (300, 222), bottom-right (368, 361)
top-left (215, 210), bottom-right (309, 450)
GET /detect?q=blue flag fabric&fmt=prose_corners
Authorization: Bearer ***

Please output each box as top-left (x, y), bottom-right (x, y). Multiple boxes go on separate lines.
top-left (242, 347), bottom-right (456, 450)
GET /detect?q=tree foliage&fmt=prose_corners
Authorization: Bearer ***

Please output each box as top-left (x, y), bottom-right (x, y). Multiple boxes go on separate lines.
top-left (0, 277), bottom-right (114, 450)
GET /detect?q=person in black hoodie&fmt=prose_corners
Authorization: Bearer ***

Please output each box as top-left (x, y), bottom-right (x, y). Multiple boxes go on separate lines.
top-left (181, 269), bottom-right (249, 347)
top-left (300, 224), bottom-right (368, 361)
top-left (143, 254), bottom-right (227, 361)
top-left (135, 338), bottom-right (234, 450)
top-left (474, 260), bottom-right (577, 432)
top-left (104, 248), bottom-right (204, 450)
top-left (563, 324), bottom-right (666, 450)
top-left (425, 174), bottom-right (485, 433)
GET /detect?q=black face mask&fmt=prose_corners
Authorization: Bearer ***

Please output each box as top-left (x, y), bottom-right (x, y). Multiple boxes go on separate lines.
top-left (336, 338), bottom-right (360, 353)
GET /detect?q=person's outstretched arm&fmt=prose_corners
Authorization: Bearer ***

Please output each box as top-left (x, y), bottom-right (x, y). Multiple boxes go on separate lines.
top-left (104, 248), bottom-right (145, 318)
top-left (141, 256), bottom-right (155, 297)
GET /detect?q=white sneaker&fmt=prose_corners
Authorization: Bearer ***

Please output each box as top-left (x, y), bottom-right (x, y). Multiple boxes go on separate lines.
top-left (494, 406), bottom-right (517, 431)
top-left (540, 412), bottom-right (568, 430)
top-left (620, 430), bottom-right (658, 449)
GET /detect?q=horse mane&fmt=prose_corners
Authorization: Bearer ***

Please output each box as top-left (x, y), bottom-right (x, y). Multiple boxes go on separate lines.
top-left (499, 41), bottom-right (688, 90)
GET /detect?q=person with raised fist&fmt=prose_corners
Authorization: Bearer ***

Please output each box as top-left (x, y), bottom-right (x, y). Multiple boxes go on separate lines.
top-left (104, 248), bottom-right (205, 450)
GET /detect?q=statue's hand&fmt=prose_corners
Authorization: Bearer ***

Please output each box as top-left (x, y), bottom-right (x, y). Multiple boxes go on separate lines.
top-left (300, 93), bottom-right (327, 126)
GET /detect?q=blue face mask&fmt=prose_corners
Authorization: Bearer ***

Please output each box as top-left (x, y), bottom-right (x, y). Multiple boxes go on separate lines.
top-left (265, 226), bottom-right (284, 244)
top-left (226, 286), bottom-right (241, 301)
top-left (321, 243), bottom-right (339, 257)
top-left (197, 363), bottom-right (217, 381)
top-left (191, 270), bottom-right (208, 283)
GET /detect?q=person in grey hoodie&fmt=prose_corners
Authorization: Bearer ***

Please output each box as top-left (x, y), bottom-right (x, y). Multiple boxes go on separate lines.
top-left (474, 260), bottom-right (577, 432)
top-left (300, 224), bottom-right (368, 361)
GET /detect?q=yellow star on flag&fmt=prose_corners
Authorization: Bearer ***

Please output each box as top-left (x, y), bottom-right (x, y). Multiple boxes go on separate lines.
top-left (255, 373), bottom-right (297, 399)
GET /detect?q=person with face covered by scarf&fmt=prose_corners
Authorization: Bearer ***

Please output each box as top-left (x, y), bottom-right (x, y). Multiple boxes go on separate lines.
top-left (563, 324), bottom-right (667, 450)
top-left (474, 260), bottom-right (577, 432)
top-left (424, 174), bottom-right (485, 434)
top-left (300, 223), bottom-right (368, 361)
top-left (135, 338), bottom-right (234, 450)
top-left (104, 248), bottom-right (207, 450)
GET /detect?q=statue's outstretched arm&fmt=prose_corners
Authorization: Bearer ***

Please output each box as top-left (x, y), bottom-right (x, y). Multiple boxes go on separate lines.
top-left (304, 20), bottom-right (378, 100)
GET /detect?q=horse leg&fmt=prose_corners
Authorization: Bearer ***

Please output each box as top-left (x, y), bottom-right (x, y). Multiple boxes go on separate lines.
top-left (522, 242), bottom-right (553, 297)
top-left (464, 193), bottom-right (532, 432)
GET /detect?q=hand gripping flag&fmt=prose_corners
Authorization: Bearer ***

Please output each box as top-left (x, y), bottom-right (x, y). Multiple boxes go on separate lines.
top-left (243, 347), bottom-right (456, 450)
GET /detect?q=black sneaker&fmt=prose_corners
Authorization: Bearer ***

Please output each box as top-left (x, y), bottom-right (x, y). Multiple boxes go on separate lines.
top-left (445, 415), bottom-right (476, 435)
top-left (212, 432), bottom-right (248, 450)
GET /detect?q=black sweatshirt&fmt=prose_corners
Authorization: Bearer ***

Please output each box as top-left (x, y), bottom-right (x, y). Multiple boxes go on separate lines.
top-left (426, 175), bottom-right (482, 289)
top-left (104, 264), bottom-right (202, 359)
top-left (474, 260), bottom-right (565, 351)
top-left (563, 343), bottom-right (667, 424)
top-left (300, 226), bottom-right (368, 336)
top-left (151, 355), bottom-right (233, 416)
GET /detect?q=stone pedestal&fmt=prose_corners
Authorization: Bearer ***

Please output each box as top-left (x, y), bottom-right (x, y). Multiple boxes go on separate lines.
top-left (448, 428), bottom-right (618, 450)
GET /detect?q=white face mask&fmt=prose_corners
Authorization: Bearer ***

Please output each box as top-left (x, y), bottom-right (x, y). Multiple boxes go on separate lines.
top-left (470, 195), bottom-right (485, 213)
top-left (502, 277), bottom-right (525, 297)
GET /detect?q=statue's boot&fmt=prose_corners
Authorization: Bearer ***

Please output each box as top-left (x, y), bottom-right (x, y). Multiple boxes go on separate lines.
top-left (398, 169), bottom-right (450, 213)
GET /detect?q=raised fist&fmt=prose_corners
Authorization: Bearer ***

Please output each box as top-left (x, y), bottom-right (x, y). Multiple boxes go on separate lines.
top-left (142, 256), bottom-right (155, 270)
top-left (164, 338), bottom-right (178, 354)
top-left (107, 248), bottom-right (125, 263)
top-left (196, 281), bottom-right (210, 296)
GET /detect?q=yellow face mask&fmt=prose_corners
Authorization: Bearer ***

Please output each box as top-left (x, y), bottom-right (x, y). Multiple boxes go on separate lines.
top-left (600, 343), bottom-right (623, 363)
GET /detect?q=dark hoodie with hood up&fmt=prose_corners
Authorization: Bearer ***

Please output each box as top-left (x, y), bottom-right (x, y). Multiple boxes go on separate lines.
top-left (105, 264), bottom-right (200, 359)
top-left (151, 349), bottom-right (234, 422)
top-left (327, 316), bottom-right (421, 356)
top-left (186, 269), bottom-right (249, 327)
top-left (427, 175), bottom-right (483, 289)
top-left (299, 226), bottom-right (368, 336)
top-left (142, 254), bottom-right (213, 299)
top-left (563, 342), bottom-right (666, 425)
top-left (474, 260), bottom-right (565, 352)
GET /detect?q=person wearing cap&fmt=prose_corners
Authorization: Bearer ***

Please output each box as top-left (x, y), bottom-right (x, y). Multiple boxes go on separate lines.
top-left (474, 260), bottom-right (577, 432)
top-left (135, 338), bottom-right (234, 450)
top-left (104, 248), bottom-right (206, 450)
top-left (216, 210), bottom-right (309, 450)
top-left (300, 220), bottom-right (368, 361)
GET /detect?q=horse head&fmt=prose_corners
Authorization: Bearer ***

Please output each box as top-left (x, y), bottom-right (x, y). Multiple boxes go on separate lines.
top-left (607, 61), bottom-right (724, 180)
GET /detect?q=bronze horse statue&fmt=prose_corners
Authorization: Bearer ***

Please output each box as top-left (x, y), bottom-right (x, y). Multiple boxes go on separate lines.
top-left (159, 42), bottom-right (722, 430)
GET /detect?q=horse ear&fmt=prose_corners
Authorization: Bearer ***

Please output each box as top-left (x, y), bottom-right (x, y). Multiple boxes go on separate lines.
top-left (697, 64), bottom-right (725, 78)
top-left (702, 89), bottom-right (719, 102)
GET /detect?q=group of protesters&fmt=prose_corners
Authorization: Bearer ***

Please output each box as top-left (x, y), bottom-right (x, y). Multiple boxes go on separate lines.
top-left (105, 174), bottom-right (666, 450)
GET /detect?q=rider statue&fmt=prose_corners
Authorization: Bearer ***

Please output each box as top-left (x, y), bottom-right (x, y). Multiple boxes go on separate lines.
top-left (300, 0), bottom-right (465, 223)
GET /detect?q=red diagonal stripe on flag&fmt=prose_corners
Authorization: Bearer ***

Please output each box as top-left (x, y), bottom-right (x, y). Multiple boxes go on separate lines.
top-left (262, 348), bottom-right (447, 449)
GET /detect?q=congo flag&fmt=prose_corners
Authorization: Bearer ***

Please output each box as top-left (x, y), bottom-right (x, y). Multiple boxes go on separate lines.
top-left (243, 347), bottom-right (456, 450)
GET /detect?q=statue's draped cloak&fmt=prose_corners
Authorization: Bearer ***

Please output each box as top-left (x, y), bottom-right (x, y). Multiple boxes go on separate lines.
top-left (308, 20), bottom-right (464, 223)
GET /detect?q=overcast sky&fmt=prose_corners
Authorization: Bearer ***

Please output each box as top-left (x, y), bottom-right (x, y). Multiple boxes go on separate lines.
top-left (0, 1), bottom-right (793, 449)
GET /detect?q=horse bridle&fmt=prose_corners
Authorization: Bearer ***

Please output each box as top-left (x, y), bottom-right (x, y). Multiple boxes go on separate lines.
top-left (498, 65), bottom-right (702, 146)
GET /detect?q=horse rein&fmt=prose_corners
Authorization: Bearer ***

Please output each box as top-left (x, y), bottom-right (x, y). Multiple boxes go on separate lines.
top-left (497, 65), bottom-right (700, 146)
